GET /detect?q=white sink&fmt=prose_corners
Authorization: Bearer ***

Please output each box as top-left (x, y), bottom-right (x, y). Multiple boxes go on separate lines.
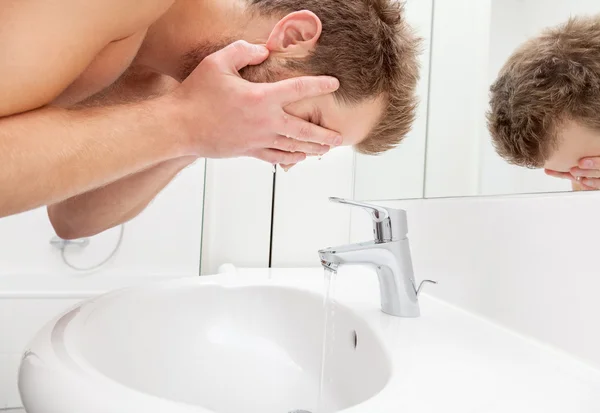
top-left (18, 274), bottom-right (390, 413)
top-left (18, 267), bottom-right (600, 413)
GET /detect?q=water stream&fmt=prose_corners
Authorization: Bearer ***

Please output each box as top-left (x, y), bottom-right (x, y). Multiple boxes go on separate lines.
top-left (317, 267), bottom-right (338, 413)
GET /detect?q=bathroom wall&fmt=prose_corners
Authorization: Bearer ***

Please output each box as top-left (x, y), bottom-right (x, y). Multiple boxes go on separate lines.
top-left (350, 192), bottom-right (600, 369)
top-left (424, 0), bottom-right (492, 198)
top-left (200, 158), bottom-right (273, 274)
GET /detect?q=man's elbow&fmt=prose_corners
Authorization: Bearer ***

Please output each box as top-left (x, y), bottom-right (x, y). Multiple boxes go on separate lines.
top-left (47, 205), bottom-right (89, 240)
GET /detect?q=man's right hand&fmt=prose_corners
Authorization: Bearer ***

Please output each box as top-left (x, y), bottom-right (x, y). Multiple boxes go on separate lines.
top-left (169, 40), bottom-right (342, 165)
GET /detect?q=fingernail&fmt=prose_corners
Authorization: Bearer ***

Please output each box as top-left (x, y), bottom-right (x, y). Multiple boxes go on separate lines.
top-left (333, 136), bottom-right (343, 146)
top-left (584, 179), bottom-right (595, 187)
top-left (255, 45), bottom-right (269, 54)
top-left (583, 160), bottom-right (595, 168)
top-left (330, 79), bottom-right (340, 89)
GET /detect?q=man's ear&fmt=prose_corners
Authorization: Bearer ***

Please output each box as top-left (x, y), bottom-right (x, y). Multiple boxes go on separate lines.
top-left (265, 10), bottom-right (322, 57)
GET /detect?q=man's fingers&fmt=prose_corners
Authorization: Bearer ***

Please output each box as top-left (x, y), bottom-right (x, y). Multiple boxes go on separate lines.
top-left (279, 163), bottom-right (298, 172)
top-left (279, 114), bottom-right (342, 146)
top-left (545, 169), bottom-right (574, 180)
top-left (578, 157), bottom-right (600, 170)
top-left (571, 167), bottom-right (600, 178)
top-left (252, 149), bottom-right (307, 165)
top-left (270, 76), bottom-right (340, 106)
top-left (271, 136), bottom-right (330, 156)
top-left (581, 178), bottom-right (600, 190)
top-left (214, 40), bottom-right (269, 72)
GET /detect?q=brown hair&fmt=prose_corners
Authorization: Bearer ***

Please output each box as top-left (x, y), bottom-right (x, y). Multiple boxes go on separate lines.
top-left (487, 15), bottom-right (600, 168)
top-left (247, 0), bottom-right (422, 154)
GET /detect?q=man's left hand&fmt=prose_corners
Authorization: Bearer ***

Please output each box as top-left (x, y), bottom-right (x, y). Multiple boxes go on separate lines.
top-left (569, 157), bottom-right (600, 190)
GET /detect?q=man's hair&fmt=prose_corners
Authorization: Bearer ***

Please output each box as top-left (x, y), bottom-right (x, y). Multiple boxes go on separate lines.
top-left (246, 0), bottom-right (422, 154)
top-left (487, 15), bottom-right (600, 168)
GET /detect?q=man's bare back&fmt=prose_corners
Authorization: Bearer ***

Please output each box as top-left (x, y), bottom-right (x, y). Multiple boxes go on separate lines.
top-left (0, 0), bottom-right (341, 237)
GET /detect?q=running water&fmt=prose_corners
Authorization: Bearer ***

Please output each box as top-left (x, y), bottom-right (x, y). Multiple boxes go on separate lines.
top-left (317, 267), bottom-right (338, 413)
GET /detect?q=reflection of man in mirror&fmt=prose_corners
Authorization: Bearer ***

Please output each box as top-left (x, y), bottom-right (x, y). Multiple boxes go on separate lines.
top-left (487, 15), bottom-right (600, 191)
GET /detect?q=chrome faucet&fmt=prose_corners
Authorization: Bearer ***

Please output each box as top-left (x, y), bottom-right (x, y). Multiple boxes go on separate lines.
top-left (318, 197), bottom-right (436, 318)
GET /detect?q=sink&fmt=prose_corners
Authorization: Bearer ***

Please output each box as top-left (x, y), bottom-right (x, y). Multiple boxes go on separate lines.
top-left (18, 267), bottom-right (600, 413)
top-left (18, 275), bottom-right (391, 413)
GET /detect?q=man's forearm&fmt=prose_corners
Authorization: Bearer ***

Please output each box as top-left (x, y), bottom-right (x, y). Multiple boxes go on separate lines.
top-left (0, 98), bottom-right (186, 217)
top-left (48, 156), bottom-right (197, 239)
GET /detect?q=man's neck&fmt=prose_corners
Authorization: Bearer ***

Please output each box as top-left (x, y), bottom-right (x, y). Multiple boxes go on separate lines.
top-left (133, 0), bottom-right (251, 81)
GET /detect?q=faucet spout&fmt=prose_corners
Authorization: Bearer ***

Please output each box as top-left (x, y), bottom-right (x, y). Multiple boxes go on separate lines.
top-left (317, 198), bottom-right (435, 318)
top-left (319, 240), bottom-right (421, 317)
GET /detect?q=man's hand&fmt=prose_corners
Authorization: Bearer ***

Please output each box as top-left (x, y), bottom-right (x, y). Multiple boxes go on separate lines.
top-left (567, 157), bottom-right (600, 190)
top-left (170, 40), bottom-right (340, 165)
top-left (545, 157), bottom-right (600, 191)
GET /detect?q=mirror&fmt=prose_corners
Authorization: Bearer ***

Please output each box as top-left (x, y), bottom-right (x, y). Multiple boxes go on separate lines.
top-left (354, 0), bottom-right (600, 200)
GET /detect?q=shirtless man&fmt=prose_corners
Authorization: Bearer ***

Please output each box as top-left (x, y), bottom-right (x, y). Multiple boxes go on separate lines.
top-left (0, 0), bottom-right (420, 238)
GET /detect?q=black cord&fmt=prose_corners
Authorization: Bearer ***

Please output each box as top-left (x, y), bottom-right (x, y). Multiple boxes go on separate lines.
top-left (268, 168), bottom-right (277, 268)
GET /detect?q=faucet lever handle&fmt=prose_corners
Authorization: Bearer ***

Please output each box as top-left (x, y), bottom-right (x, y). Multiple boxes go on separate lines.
top-left (329, 197), bottom-right (389, 222)
top-left (329, 197), bottom-right (407, 242)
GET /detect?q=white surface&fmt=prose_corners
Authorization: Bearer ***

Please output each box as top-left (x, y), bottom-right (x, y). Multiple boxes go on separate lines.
top-left (19, 268), bottom-right (600, 413)
top-left (0, 160), bottom-right (205, 279)
top-left (200, 158), bottom-right (273, 274)
top-left (353, 0), bottom-right (433, 201)
top-left (350, 191), bottom-right (600, 370)
top-left (271, 148), bottom-right (355, 268)
top-left (424, 0), bottom-right (491, 198)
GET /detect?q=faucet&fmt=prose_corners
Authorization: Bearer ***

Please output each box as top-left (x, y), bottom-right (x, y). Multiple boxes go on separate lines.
top-left (318, 197), bottom-right (436, 318)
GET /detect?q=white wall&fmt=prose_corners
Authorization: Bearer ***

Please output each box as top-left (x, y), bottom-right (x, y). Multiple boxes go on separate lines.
top-left (353, 0), bottom-right (433, 201)
top-left (271, 149), bottom-right (355, 268)
top-left (425, 0), bottom-right (492, 198)
top-left (350, 191), bottom-right (600, 369)
top-left (200, 158), bottom-right (273, 274)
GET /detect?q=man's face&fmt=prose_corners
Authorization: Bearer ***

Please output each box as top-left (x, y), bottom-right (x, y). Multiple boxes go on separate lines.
top-left (283, 91), bottom-right (384, 149)
top-left (240, 59), bottom-right (385, 149)
top-left (180, 43), bottom-right (385, 151)
top-left (544, 121), bottom-right (600, 173)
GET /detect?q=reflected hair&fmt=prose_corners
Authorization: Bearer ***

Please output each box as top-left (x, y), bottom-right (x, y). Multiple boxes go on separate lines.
top-left (487, 15), bottom-right (600, 168)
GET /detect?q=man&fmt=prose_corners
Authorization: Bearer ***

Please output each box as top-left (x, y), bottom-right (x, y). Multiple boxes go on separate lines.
top-left (0, 0), bottom-right (420, 238)
top-left (487, 15), bottom-right (600, 191)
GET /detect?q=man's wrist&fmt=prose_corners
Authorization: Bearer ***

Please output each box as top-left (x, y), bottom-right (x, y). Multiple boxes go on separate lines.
top-left (148, 94), bottom-right (198, 159)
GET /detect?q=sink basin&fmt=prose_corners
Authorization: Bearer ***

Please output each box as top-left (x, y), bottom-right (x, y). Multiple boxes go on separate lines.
top-left (18, 267), bottom-right (600, 413)
top-left (18, 275), bottom-right (391, 413)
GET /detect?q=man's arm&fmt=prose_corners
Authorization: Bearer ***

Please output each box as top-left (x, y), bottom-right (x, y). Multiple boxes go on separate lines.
top-left (0, 99), bottom-right (186, 218)
top-left (48, 156), bottom-right (197, 239)
top-left (0, 0), bottom-right (185, 218)
top-left (47, 73), bottom-right (194, 239)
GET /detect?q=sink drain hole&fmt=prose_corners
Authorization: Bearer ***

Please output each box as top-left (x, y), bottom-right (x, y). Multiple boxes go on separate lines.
top-left (352, 330), bottom-right (358, 349)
